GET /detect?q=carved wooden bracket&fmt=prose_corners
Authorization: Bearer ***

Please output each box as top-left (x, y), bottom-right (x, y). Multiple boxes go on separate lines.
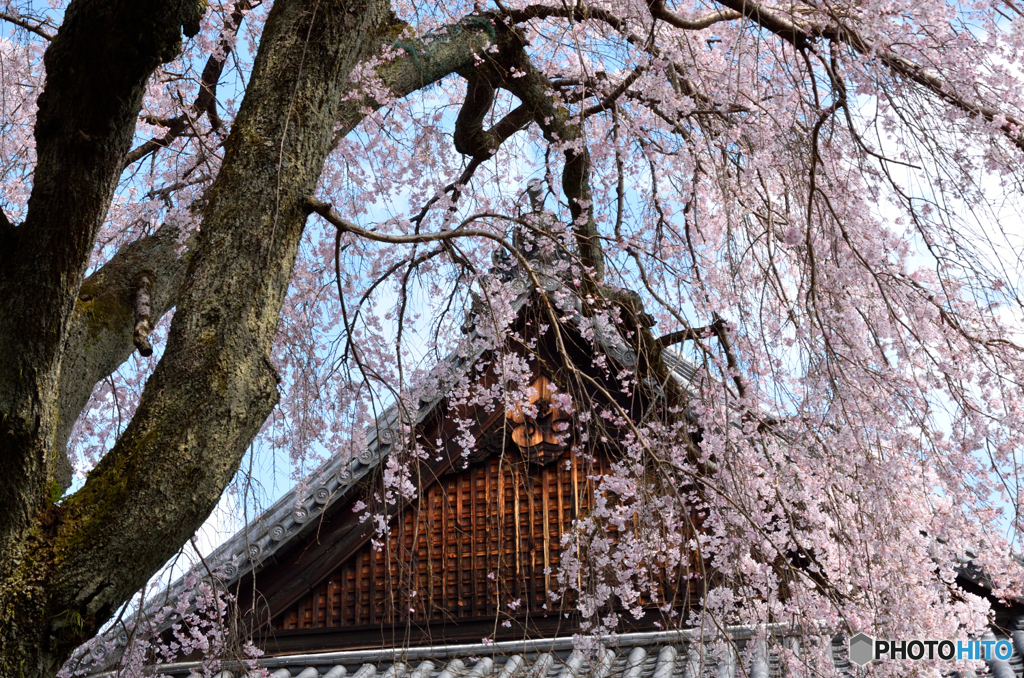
top-left (506, 375), bottom-right (570, 464)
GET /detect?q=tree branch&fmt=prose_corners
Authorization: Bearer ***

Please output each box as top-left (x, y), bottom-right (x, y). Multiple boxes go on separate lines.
top-left (655, 319), bottom-right (724, 348)
top-left (131, 275), bottom-right (154, 357)
top-left (124, 0), bottom-right (259, 168)
top-left (711, 0), bottom-right (1024, 150)
top-left (710, 314), bottom-right (746, 399)
top-left (454, 72), bottom-right (534, 158)
top-left (332, 16), bottom-right (509, 140)
top-left (506, 3), bottom-right (631, 33)
top-left (307, 197), bottom-right (512, 246)
top-left (413, 99), bottom-right (533, 230)
top-left (52, 224), bottom-right (191, 490)
top-left (646, 0), bottom-right (741, 30)
top-left (495, 48), bottom-right (605, 281)
top-left (0, 10), bottom-right (55, 40)
top-left (583, 64), bottom-right (648, 118)
top-left (30, 0), bottom-right (400, 670)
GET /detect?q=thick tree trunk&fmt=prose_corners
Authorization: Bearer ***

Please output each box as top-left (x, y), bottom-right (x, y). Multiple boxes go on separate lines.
top-left (0, 0), bottom-right (394, 673)
top-left (0, 1), bottom-right (204, 673)
top-left (0, 0), bottom-right (204, 553)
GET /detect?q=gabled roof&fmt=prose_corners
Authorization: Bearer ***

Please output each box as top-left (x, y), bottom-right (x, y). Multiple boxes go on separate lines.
top-left (76, 265), bottom-right (707, 673)
top-left (146, 278), bottom-right (705, 610)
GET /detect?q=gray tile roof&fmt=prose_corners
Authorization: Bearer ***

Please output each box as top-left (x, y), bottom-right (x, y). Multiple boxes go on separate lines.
top-left (88, 627), bottom-right (799, 678)
top-left (84, 624), bottom-right (1024, 678)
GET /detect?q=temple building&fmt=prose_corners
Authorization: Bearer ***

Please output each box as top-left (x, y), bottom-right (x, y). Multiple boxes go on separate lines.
top-left (78, 255), bottom-right (1024, 678)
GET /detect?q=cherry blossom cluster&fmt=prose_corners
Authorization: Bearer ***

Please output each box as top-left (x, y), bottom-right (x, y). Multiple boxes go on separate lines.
top-left (2, 0), bottom-right (1021, 674)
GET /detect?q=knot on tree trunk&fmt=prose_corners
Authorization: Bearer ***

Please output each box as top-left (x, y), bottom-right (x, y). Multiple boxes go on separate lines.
top-left (132, 274), bottom-right (154, 357)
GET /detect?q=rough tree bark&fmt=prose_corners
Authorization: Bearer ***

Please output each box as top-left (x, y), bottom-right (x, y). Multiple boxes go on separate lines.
top-left (0, 0), bottom-right (205, 563)
top-left (0, 0), bottom-right (398, 672)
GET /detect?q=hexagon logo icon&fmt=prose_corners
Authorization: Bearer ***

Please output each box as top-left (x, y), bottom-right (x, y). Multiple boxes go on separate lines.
top-left (849, 633), bottom-right (875, 666)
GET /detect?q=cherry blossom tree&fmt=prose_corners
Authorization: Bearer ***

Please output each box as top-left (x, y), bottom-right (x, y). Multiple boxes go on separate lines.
top-left (3, 0), bottom-right (1024, 675)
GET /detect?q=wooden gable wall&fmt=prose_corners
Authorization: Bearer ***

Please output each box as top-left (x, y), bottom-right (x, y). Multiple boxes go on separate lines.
top-left (273, 448), bottom-right (606, 631)
top-left (251, 301), bottom-right (707, 654)
top-left (270, 445), bottom-right (703, 645)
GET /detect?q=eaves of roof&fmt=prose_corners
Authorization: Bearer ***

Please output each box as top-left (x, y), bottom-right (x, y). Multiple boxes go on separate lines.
top-left (86, 622), bottom-right (1024, 678)
top-left (85, 626), bottom-right (819, 678)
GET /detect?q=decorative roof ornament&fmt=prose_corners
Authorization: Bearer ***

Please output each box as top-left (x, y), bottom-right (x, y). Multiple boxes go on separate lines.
top-left (507, 375), bottom-right (571, 464)
top-left (357, 446), bottom-right (378, 465)
top-left (526, 177), bottom-right (545, 213)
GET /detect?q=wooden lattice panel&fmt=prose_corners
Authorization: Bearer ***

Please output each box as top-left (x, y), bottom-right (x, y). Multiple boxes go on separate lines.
top-left (273, 448), bottom-right (700, 631)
